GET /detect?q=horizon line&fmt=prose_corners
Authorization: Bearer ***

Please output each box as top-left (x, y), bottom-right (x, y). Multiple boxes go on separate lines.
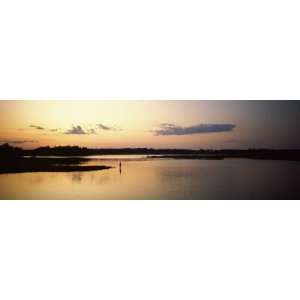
top-left (1, 143), bottom-right (300, 151)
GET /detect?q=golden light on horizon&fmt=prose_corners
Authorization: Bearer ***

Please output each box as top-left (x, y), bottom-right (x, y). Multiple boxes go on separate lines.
top-left (1, 100), bottom-right (299, 149)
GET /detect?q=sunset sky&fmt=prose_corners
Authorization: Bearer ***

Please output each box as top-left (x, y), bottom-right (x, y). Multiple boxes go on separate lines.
top-left (0, 100), bottom-right (299, 149)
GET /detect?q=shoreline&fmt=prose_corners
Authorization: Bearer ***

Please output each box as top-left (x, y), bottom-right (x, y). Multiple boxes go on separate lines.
top-left (1, 152), bottom-right (300, 174)
top-left (147, 154), bottom-right (300, 161)
top-left (0, 157), bottom-right (113, 174)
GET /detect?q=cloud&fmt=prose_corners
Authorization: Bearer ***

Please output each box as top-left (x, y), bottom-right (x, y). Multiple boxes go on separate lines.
top-left (0, 139), bottom-right (37, 144)
top-left (29, 125), bottom-right (44, 130)
top-left (60, 124), bottom-right (122, 135)
top-left (153, 123), bottom-right (236, 136)
top-left (50, 129), bottom-right (58, 132)
top-left (97, 123), bottom-right (121, 131)
top-left (64, 125), bottom-right (86, 135)
top-left (88, 128), bottom-right (96, 134)
top-left (160, 123), bottom-right (175, 127)
top-left (98, 124), bottom-right (111, 130)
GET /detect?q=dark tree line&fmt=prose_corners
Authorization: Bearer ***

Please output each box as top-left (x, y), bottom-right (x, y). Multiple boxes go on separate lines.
top-left (1, 143), bottom-right (300, 160)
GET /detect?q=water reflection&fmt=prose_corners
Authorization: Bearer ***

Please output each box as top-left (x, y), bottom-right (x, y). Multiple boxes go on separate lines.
top-left (0, 158), bottom-right (300, 199)
top-left (119, 161), bottom-right (122, 175)
top-left (70, 172), bottom-right (82, 183)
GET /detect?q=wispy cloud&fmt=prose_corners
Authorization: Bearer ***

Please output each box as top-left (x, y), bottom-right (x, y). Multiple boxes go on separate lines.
top-left (98, 124), bottom-right (111, 130)
top-left (88, 128), bottom-right (96, 134)
top-left (64, 125), bottom-right (104, 135)
top-left (64, 125), bottom-right (87, 135)
top-left (23, 126), bottom-right (58, 132)
top-left (153, 123), bottom-right (236, 136)
top-left (0, 139), bottom-right (38, 144)
top-left (30, 123), bottom-right (121, 135)
top-left (97, 123), bottom-right (121, 131)
top-left (29, 125), bottom-right (44, 130)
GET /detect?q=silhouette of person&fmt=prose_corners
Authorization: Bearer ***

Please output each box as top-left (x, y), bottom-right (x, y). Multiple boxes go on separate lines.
top-left (119, 161), bottom-right (122, 174)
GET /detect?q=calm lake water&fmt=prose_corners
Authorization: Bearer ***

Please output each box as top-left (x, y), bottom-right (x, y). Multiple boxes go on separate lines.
top-left (1, 156), bottom-right (300, 199)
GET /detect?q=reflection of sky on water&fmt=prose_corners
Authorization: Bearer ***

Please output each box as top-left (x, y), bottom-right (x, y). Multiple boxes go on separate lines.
top-left (0, 158), bottom-right (300, 199)
top-left (70, 172), bottom-right (82, 183)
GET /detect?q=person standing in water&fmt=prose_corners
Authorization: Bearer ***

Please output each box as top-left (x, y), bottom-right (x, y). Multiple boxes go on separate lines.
top-left (119, 161), bottom-right (122, 174)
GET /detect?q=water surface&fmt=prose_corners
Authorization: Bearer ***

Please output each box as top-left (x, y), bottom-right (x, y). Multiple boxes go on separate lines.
top-left (0, 157), bottom-right (299, 199)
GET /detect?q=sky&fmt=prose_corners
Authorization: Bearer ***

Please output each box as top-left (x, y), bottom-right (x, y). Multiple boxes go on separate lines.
top-left (0, 100), bottom-right (299, 149)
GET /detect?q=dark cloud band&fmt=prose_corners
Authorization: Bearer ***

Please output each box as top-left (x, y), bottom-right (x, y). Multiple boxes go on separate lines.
top-left (29, 125), bottom-right (44, 130)
top-left (97, 123), bottom-right (121, 131)
top-left (0, 139), bottom-right (37, 144)
top-left (153, 123), bottom-right (236, 136)
top-left (64, 125), bottom-right (86, 135)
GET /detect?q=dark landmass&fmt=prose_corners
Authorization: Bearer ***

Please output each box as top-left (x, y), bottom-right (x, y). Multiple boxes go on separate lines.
top-left (0, 156), bottom-right (112, 174)
top-left (0, 143), bottom-right (299, 159)
top-left (147, 152), bottom-right (300, 161)
top-left (0, 143), bottom-right (300, 174)
top-left (147, 155), bottom-right (225, 160)
top-left (0, 163), bottom-right (112, 174)
top-left (0, 144), bottom-right (112, 174)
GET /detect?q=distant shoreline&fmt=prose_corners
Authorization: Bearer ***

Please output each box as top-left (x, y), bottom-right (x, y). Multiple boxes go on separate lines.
top-left (147, 154), bottom-right (300, 161)
top-left (1, 143), bottom-right (300, 175)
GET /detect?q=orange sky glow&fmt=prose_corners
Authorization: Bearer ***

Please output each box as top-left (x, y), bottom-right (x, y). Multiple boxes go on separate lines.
top-left (1, 100), bottom-right (299, 149)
